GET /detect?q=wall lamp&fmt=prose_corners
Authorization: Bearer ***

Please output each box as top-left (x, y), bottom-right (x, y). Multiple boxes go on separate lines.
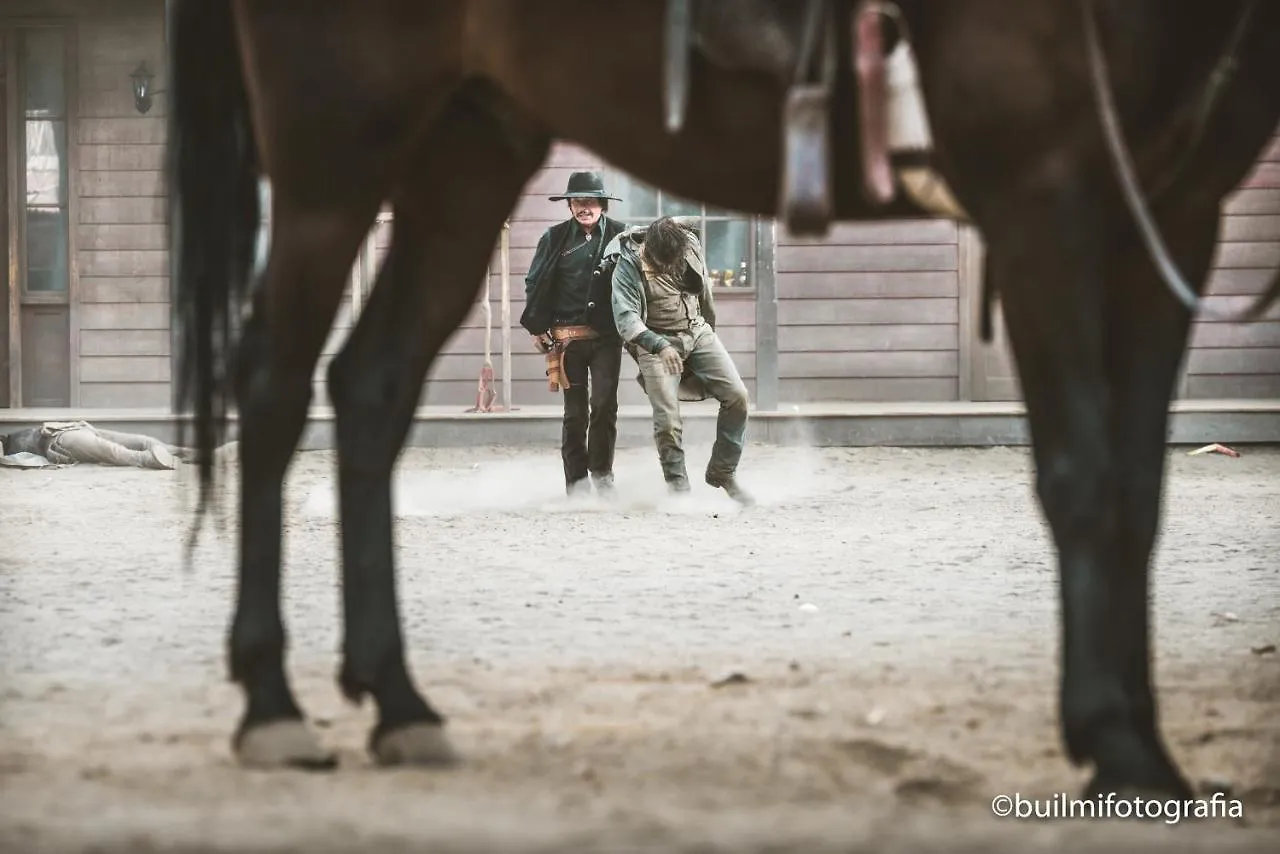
top-left (130, 62), bottom-right (165, 114)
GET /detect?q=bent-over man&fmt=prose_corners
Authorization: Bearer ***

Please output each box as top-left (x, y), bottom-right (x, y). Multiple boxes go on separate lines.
top-left (607, 216), bottom-right (754, 505)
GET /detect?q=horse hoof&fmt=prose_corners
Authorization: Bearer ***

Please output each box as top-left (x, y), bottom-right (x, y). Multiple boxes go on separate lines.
top-left (370, 722), bottom-right (459, 767)
top-left (234, 719), bottom-right (337, 771)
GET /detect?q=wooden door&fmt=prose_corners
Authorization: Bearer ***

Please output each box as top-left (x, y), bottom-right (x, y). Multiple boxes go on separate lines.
top-left (3, 24), bottom-right (72, 407)
top-left (1, 31), bottom-right (9, 408)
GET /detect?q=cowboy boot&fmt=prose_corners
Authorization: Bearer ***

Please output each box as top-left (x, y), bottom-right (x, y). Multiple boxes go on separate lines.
top-left (590, 470), bottom-right (616, 497)
top-left (706, 472), bottom-right (754, 506)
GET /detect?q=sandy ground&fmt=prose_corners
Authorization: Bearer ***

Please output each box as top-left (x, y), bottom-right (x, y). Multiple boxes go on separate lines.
top-left (1, 435), bottom-right (1278, 853)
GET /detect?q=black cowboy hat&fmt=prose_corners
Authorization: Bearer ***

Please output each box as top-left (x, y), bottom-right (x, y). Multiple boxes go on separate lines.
top-left (548, 170), bottom-right (622, 202)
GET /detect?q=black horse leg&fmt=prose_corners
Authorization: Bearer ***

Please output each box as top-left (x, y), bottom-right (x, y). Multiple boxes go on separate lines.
top-left (1087, 211), bottom-right (1221, 796)
top-left (229, 206), bottom-right (376, 769)
top-left (990, 184), bottom-right (1190, 797)
top-left (326, 90), bottom-right (550, 765)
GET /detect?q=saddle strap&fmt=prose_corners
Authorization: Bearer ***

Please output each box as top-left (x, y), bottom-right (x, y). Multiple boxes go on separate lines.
top-left (664, 0), bottom-right (692, 132)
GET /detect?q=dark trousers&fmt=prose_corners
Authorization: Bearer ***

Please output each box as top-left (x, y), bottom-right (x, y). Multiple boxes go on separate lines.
top-left (560, 336), bottom-right (623, 485)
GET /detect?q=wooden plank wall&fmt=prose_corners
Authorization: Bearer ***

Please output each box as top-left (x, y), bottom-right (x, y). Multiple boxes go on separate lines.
top-left (43, 0), bottom-right (1274, 413)
top-left (74, 0), bottom-right (169, 407)
top-left (321, 142), bottom-right (758, 410)
top-left (310, 268), bottom-right (359, 409)
top-left (1182, 130), bottom-right (1280, 399)
top-left (774, 220), bottom-right (960, 402)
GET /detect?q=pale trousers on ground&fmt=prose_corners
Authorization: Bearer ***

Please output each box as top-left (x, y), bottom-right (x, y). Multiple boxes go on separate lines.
top-left (636, 322), bottom-right (750, 486)
top-left (48, 424), bottom-right (176, 469)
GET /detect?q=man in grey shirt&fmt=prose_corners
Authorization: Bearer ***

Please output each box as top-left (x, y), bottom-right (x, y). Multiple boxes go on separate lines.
top-left (608, 216), bottom-right (753, 505)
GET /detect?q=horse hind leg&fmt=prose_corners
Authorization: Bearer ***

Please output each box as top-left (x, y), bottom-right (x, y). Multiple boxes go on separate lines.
top-left (229, 198), bottom-right (380, 770)
top-left (989, 185), bottom-right (1190, 799)
top-left (325, 86), bottom-right (551, 766)
top-left (220, 0), bottom-right (467, 769)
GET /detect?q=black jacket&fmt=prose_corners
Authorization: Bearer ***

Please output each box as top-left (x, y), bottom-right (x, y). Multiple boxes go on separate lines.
top-left (520, 215), bottom-right (628, 338)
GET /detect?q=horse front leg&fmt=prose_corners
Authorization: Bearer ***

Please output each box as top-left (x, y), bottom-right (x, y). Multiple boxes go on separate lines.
top-left (990, 191), bottom-right (1190, 799)
top-left (229, 207), bottom-right (373, 770)
top-left (325, 90), bottom-right (550, 765)
top-left (1090, 210), bottom-right (1223, 798)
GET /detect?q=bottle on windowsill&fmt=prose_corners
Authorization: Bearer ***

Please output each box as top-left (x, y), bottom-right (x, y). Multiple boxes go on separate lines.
top-left (736, 260), bottom-right (749, 288)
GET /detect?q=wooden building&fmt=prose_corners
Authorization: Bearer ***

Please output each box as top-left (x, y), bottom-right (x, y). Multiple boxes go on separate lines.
top-left (3, 1), bottom-right (1278, 414)
top-left (330, 138), bottom-right (1280, 412)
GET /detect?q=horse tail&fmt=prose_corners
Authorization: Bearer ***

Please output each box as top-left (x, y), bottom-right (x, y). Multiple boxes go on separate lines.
top-left (167, 0), bottom-right (259, 546)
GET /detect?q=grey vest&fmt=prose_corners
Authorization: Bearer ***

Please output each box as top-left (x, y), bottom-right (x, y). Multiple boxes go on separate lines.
top-left (640, 254), bottom-right (703, 333)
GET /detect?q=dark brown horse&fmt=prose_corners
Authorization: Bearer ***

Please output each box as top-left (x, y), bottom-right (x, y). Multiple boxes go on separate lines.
top-left (167, 0), bottom-right (1280, 797)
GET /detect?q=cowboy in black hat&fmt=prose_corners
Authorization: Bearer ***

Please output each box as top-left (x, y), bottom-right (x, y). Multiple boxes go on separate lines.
top-left (520, 171), bottom-right (629, 496)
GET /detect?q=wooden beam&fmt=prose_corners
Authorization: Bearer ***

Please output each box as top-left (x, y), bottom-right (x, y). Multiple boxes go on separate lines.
top-left (165, 0), bottom-right (177, 413)
top-left (5, 30), bottom-right (21, 405)
top-left (956, 223), bottom-right (982, 402)
top-left (753, 218), bottom-right (778, 410)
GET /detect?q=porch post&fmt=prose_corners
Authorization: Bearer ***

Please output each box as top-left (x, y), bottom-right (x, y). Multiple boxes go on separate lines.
top-left (956, 223), bottom-right (978, 402)
top-left (754, 218), bottom-right (779, 410)
top-left (165, 0), bottom-right (177, 414)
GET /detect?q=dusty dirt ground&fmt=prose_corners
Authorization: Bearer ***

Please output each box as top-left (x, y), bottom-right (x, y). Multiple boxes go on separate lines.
top-left (1, 437), bottom-right (1278, 853)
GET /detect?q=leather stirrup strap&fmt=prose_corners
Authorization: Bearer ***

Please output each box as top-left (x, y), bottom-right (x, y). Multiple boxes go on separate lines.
top-left (664, 0), bottom-right (692, 133)
top-left (780, 0), bottom-right (837, 235)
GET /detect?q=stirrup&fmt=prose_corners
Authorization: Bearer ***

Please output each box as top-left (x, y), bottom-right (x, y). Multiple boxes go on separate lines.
top-left (779, 0), bottom-right (837, 235)
top-left (781, 83), bottom-right (834, 235)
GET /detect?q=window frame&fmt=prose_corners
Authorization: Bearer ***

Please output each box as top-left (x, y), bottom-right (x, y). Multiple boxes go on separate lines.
top-left (3, 16), bottom-right (79, 408)
top-left (605, 172), bottom-right (762, 296)
top-left (13, 23), bottom-right (71, 304)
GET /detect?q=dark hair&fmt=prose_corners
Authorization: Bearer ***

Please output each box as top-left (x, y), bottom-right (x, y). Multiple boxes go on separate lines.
top-left (643, 217), bottom-right (688, 273)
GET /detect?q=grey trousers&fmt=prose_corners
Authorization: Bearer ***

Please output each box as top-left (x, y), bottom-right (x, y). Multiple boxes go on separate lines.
top-left (47, 424), bottom-right (177, 469)
top-left (636, 323), bottom-right (750, 485)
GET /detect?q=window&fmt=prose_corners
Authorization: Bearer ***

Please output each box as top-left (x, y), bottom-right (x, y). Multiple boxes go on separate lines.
top-left (607, 173), bottom-right (760, 291)
top-left (19, 26), bottom-right (69, 295)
